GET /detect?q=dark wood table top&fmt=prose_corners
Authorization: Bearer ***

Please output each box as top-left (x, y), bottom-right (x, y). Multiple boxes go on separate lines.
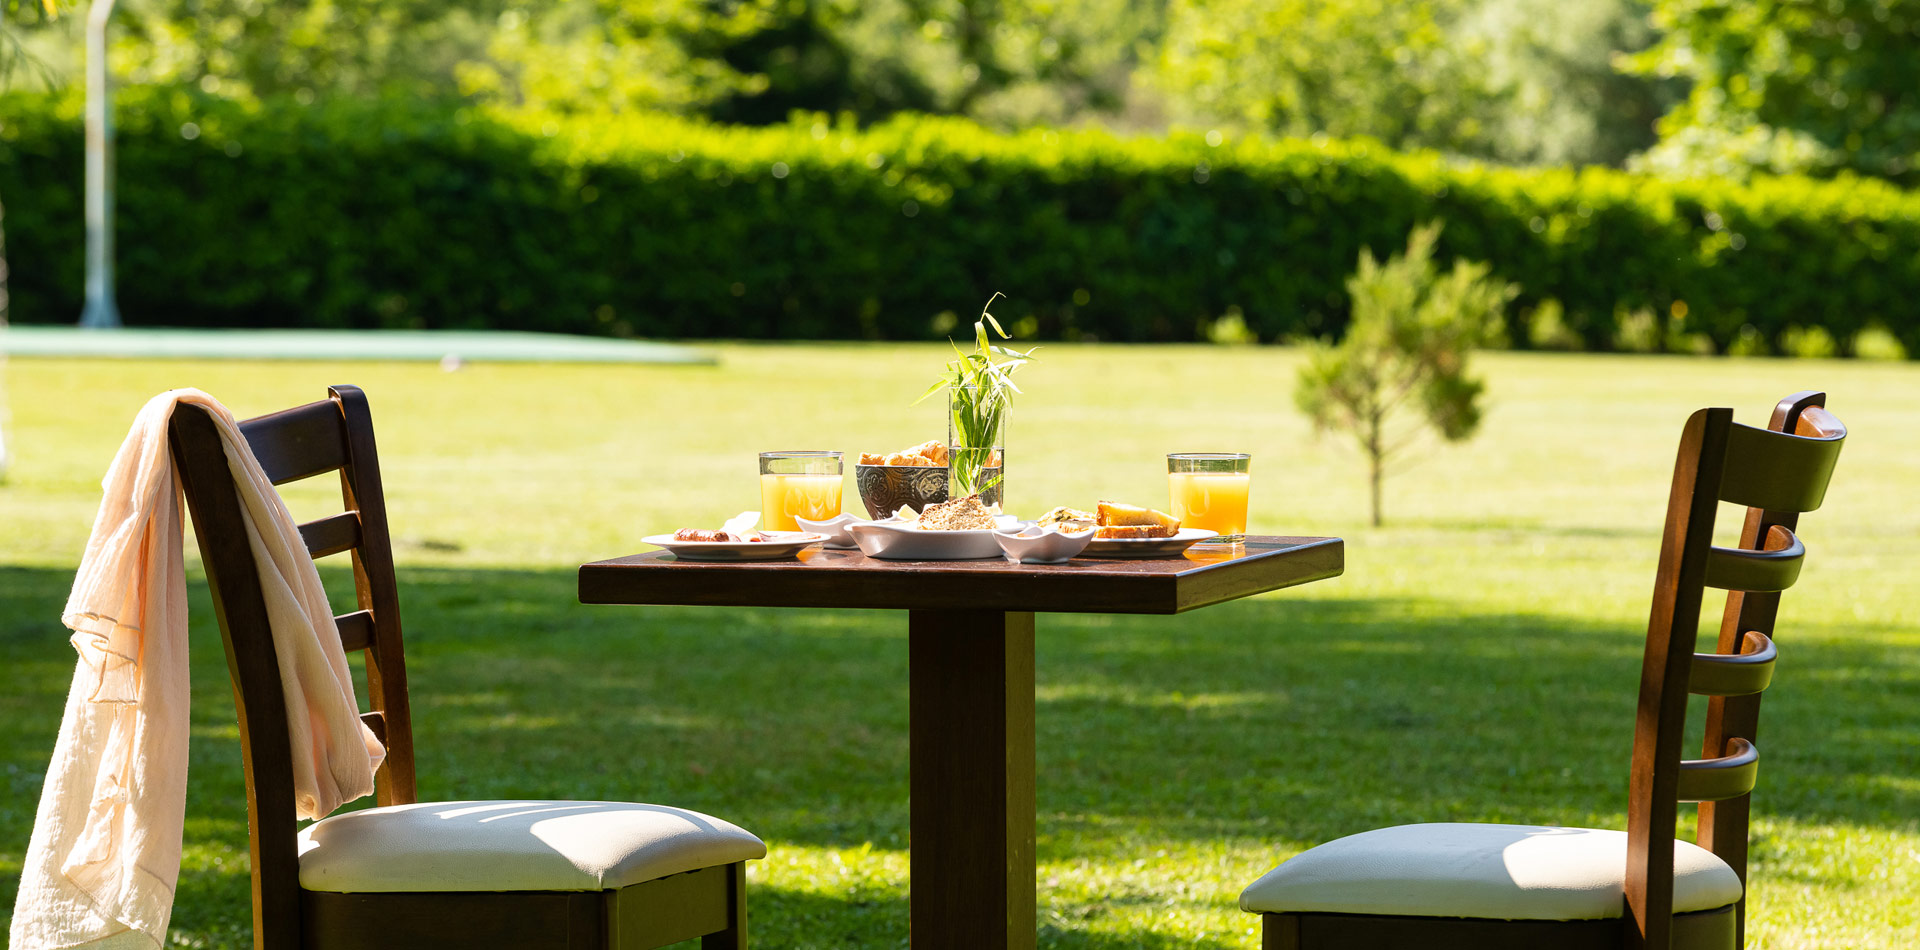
top-left (579, 535), bottom-right (1343, 615)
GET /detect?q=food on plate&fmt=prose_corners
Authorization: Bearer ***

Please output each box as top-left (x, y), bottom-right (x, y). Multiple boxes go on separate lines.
top-left (1034, 506), bottom-right (1097, 533)
top-left (668, 529), bottom-right (756, 541)
top-left (1093, 501), bottom-right (1181, 539)
top-left (915, 494), bottom-right (998, 531)
top-left (671, 511), bottom-right (769, 542)
top-left (859, 440), bottom-right (948, 467)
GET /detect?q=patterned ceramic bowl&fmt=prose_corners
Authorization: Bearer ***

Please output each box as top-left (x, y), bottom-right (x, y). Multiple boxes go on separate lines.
top-left (855, 464), bottom-right (1005, 518)
top-left (855, 464), bottom-right (949, 519)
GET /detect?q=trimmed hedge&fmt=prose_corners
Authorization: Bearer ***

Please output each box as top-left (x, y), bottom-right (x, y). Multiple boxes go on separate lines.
top-left (2, 88), bottom-right (1916, 353)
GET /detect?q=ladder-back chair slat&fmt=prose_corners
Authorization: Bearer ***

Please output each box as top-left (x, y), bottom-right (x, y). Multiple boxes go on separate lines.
top-left (359, 710), bottom-right (389, 746)
top-left (334, 610), bottom-right (376, 653)
top-left (1677, 738), bottom-right (1760, 804)
top-left (1689, 632), bottom-right (1777, 697)
top-left (240, 401), bottom-right (353, 485)
top-left (1701, 526), bottom-right (1804, 593)
top-left (299, 511), bottom-right (364, 560)
top-left (1717, 418), bottom-right (1845, 514)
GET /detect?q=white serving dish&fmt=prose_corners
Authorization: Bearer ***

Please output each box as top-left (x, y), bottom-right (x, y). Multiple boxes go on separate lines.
top-left (1078, 527), bottom-right (1220, 558)
top-left (992, 523), bottom-right (1095, 564)
top-left (847, 515), bottom-right (1024, 560)
top-left (794, 513), bottom-right (862, 549)
top-left (640, 531), bottom-right (826, 561)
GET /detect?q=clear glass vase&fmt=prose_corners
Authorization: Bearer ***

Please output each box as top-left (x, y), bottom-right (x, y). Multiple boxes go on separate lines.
top-left (947, 386), bottom-right (1005, 509)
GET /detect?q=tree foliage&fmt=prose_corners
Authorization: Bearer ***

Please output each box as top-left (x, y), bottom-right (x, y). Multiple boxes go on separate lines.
top-left (7, 0), bottom-right (1679, 167)
top-left (1158, 0), bottom-right (1508, 154)
top-left (1294, 222), bottom-right (1515, 527)
top-left (7, 93), bottom-right (1916, 354)
top-left (1155, 0), bottom-right (1674, 166)
top-left (1627, 0), bottom-right (1920, 183)
top-left (1462, 0), bottom-right (1677, 167)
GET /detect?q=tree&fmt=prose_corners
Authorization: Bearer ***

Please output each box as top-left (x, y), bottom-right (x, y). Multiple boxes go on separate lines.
top-left (1294, 222), bottom-right (1515, 527)
top-left (1157, 0), bottom-right (1511, 155)
top-left (1460, 0), bottom-right (1677, 167)
top-left (1626, 0), bottom-right (1920, 183)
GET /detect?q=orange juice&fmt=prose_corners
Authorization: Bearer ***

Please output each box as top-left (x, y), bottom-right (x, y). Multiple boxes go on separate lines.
top-left (1168, 471), bottom-right (1250, 539)
top-left (760, 473), bottom-right (843, 530)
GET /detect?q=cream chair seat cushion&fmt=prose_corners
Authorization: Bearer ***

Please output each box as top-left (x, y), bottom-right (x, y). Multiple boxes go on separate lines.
top-left (1240, 823), bottom-right (1742, 921)
top-left (298, 800), bottom-right (767, 893)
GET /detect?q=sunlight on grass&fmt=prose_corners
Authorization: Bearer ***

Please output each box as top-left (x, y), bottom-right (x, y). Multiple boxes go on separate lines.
top-left (0, 345), bottom-right (1915, 948)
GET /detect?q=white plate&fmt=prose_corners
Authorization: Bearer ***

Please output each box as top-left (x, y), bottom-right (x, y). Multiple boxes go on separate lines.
top-left (992, 524), bottom-right (1096, 564)
top-left (848, 515), bottom-right (1024, 560)
top-left (1078, 527), bottom-right (1220, 558)
top-left (641, 532), bottom-right (827, 561)
top-left (794, 513), bottom-right (862, 549)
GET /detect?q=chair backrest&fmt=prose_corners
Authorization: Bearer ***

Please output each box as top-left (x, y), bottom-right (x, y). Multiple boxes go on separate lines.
top-left (1624, 391), bottom-right (1846, 948)
top-left (169, 385), bottom-right (417, 950)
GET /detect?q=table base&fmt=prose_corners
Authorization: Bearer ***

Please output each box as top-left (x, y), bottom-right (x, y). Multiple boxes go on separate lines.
top-left (909, 609), bottom-right (1036, 950)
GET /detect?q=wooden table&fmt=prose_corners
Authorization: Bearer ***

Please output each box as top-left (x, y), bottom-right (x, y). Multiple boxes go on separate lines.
top-left (579, 536), bottom-right (1344, 950)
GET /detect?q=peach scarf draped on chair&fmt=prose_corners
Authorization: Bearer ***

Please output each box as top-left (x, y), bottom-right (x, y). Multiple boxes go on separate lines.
top-left (10, 389), bottom-right (385, 950)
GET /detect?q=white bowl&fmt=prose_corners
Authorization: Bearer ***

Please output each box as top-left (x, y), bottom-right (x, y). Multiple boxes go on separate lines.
top-left (992, 524), bottom-right (1095, 564)
top-left (794, 513), bottom-right (862, 549)
top-left (847, 515), bottom-right (1024, 560)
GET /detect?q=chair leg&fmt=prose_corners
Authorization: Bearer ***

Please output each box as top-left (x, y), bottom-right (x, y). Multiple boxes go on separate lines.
top-left (701, 863), bottom-right (749, 950)
top-left (1262, 913), bottom-right (1301, 950)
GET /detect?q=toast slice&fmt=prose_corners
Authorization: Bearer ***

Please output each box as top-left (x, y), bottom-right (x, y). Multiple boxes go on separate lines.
top-left (1096, 501), bottom-right (1181, 532)
top-left (1094, 523), bottom-right (1176, 539)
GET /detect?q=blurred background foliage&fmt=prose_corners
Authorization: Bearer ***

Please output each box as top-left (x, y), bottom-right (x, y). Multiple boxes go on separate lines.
top-left (2, 0), bottom-right (1917, 347)
top-left (5, 0), bottom-right (1914, 176)
top-left (1626, 0), bottom-right (1920, 184)
top-left (0, 0), bottom-right (1726, 169)
top-left (4, 93), bottom-right (1914, 355)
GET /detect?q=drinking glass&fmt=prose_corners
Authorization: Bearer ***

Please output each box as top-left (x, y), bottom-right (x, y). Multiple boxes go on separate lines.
top-left (759, 451), bottom-right (844, 531)
top-left (1167, 452), bottom-right (1251, 543)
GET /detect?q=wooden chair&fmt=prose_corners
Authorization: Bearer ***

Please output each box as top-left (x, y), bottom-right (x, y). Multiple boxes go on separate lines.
top-left (169, 385), bottom-right (764, 950)
top-left (1238, 392), bottom-right (1847, 950)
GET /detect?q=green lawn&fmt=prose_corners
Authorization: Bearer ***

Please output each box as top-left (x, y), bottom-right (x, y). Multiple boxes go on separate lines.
top-left (2, 345), bottom-right (1915, 949)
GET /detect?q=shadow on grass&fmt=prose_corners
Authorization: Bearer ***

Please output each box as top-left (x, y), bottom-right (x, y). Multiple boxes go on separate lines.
top-left (1, 563), bottom-right (1914, 948)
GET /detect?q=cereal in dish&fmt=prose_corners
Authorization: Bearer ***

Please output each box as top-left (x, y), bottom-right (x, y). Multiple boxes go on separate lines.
top-left (918, 494), bottom-right (998, 531)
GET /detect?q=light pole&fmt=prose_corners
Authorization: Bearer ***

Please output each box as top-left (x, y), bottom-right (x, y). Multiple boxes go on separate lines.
top-left (78, 0), bottom-right (121, 329)
top-left (1, 5), bottom-right (10, 478)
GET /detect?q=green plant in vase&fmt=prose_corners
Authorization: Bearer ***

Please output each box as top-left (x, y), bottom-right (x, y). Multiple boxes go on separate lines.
top-left (917, 293), bottom-right (1039, 503)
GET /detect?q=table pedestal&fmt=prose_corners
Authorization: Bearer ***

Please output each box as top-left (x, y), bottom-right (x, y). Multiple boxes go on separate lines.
top-left (908, 609), bottom-right (1037, 950)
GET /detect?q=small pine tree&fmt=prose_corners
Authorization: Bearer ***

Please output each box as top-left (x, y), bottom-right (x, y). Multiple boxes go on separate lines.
top-left (1295, 221), bottom-right (1516, 527)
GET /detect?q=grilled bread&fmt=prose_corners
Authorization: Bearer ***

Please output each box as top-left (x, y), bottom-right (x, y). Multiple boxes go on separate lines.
top-left (1096, 501), bottom-right (1181, 532)
top-left (1094, 523), bottom-right (1176, 539)
top-left (861, 440), bottom-right (949, 467)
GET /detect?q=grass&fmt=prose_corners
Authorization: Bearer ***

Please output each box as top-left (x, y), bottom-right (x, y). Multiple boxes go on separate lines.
top-left (1, 344), bottom-right (1916, 949)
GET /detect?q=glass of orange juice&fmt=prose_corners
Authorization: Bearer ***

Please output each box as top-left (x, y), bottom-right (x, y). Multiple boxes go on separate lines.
top-left (1167, 452), bottom-right (1251, 543)
top-left (759, 451), bottom-right (844, 531)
